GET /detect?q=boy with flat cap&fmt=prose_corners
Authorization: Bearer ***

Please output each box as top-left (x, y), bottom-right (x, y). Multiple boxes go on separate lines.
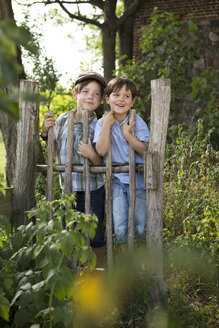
top-left (41, 71), bottom-right (106, 267)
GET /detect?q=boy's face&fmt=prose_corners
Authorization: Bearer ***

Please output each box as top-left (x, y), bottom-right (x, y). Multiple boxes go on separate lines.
top-left (73, 81), bottom-right (102, 113)
top-left (105, 85), bottom-right (135, 120)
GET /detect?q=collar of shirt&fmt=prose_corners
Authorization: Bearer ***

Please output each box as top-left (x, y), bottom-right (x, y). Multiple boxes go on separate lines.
top-left (114, 113), bottom-right (129, 127)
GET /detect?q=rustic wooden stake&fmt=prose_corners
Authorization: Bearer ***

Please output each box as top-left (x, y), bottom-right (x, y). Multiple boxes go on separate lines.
top-left (13, 80), bottom-right (39, 226)
top-left (146, 78), bottom-right (171, 303)
top-left (64, 110), bottom-right (75, 197)
top-left (82, 110), bottom-right (90, 246)
top-left (45, 110), bottom-right (54, 195)
top-left (128, 109), bottom-right (136, 250)
top-left (144, 151), bottom-right (159, 190)
top-left (46, 111), bottom-right (54, 219)
top-left (106, 132), bottom-right (113, 270)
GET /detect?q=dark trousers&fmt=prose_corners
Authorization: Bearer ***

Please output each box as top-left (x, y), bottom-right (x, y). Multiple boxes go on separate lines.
top-left (62, 185), bottom-right (105, 248)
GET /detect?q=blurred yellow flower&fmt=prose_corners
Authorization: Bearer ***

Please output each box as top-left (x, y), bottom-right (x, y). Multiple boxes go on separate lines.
top-left (74, 273), bottom-right (114, 321)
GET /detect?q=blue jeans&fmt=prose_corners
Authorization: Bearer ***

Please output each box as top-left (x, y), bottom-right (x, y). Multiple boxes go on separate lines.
top-left (62, 186), bottom-right (105, 248)
top-left (112, 177), bottom-right (146, 243)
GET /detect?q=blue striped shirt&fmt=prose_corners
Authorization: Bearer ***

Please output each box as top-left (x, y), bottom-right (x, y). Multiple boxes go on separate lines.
top-left (56, 110), bottom-right (105, 192)
top-left (93, 113), bottom-right (149, 189)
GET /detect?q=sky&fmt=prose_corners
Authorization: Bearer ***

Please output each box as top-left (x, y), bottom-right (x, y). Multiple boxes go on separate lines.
top-left (12, 1), bottom-right (103, 89)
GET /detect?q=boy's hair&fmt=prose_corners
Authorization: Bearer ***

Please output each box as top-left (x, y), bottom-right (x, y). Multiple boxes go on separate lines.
top-left (74, 71), bottom-right (106, 97)
top-left (74, 79), bottom-right (105, 97)
top-left (105, 77), bottom-right (137, 99)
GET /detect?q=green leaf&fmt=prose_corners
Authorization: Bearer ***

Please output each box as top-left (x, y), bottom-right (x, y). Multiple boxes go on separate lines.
top-left (53, 305), bottom-right (65, 324)
top-left (54, 267), bottom-right (73, 300)
top-left (53, 278), bottom-right (66, 301)
top-left (14, 306), bottom-right (29, 327)
top-left (0, 294), bottom-right (10, 321)
top-left (88, 251), bottom-right (96, 271)
top-left (18, 290), bottom-right (32, 307)
top-left (10, 289), bottom-right (23, 306)
top-left (59, 233), bottom-right (75, 258)
top-left (89, 227), bottom-right (96, 240)
top-left (80, 247), bottom-right (90, 265)
top-left (45, 268), bottom-right (57, 284)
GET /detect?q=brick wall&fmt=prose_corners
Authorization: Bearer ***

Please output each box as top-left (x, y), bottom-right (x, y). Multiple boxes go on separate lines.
top-left (133, 0), bottom-right (219, 61)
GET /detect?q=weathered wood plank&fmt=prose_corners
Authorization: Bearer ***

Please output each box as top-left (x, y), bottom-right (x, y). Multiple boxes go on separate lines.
top-left (128, 109), bottom-right (136, 250)
top-left (82, 110), bottom-right (90, 246)
top-left (147, 78), bottom-right (171, 303)
top-left (46, 111), bottom-right (54, 204)
top-left (144, 151), bottom-right (159, 190)
top-left (106, 133), bottom-right (113, 269)
top-left (13, 80), bottom-right (39, 226)
top-left (64, 110), bottom-right (75, 196)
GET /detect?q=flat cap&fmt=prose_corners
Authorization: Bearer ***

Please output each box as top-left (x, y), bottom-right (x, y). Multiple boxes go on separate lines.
top-left (75, 71), bottom-right (106, 89)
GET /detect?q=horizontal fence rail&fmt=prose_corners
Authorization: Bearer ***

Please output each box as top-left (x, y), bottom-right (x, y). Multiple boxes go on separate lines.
top-left (36, 163), bottom-right (144, 173)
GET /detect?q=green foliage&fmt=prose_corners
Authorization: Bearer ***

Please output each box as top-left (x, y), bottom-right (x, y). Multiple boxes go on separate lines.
top-left (39, 87), bottom-right (76, 125)
top-left (163, 121), bottom-right (218, 256)
top-left (190, 69), bottom-right (219, 149)
top-left (116, 8), bottom-right (219, 136)
top-left (0, 20), bottom-right (37, 119)
top-left (0, 195), bottom-right (97, 327)
top-left (28, 56), bottom-right (61, 110)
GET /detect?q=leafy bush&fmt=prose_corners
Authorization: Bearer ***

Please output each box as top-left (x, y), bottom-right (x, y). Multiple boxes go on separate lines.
top-left (0, 195), bottom-right (97, 327)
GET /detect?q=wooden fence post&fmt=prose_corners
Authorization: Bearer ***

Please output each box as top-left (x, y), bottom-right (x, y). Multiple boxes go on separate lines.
top-left (146, 78), bottom-right (171, 303)
top-left (13, 80), bottom-right (39, 226)
top-left (46, 111), bottom-right (54, 204)
top-left (64, 110), bottom-right (75, 197)
top-left (82, 110), bottom-right (91, 246)
top-left (128, 109), bottom-right (136, 250)
top-left (106, 131), bottom-right (113, 270)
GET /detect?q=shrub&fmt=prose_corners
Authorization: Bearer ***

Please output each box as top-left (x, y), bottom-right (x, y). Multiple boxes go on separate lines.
top-left (0, 195), bottom-right (97, 327)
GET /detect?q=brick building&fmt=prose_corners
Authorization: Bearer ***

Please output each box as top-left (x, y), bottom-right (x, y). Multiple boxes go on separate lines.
top-left (133, 0), bottom-right (219, 68)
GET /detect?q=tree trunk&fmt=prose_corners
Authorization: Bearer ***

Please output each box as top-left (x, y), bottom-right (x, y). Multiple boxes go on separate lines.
top-left (102, 26), bottom-right (116, 82)
top-left (0, 0), bottom-right (26, 186)
top-left (102, 0), bottom-right (117, 82)
top-left (119, 0), bottom-right (134, 66)
top-left (0, 0), bottom-right (14, 19)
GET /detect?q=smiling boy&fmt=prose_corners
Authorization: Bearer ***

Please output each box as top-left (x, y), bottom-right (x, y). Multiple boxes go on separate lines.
top-left (41, 72), bottom-right (106, 266)
top-left (94, 77), bottom-right (150, 245)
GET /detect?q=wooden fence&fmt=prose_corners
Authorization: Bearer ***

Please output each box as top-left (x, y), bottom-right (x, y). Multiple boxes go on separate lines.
top-left (12, 78), bottom-right (171, 301)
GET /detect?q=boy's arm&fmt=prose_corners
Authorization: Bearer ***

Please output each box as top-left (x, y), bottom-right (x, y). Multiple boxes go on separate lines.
top-left (95, 111), bottom-right (115, 156)
top-left (121, 121), bottom-right (148, 155)
top-left (78, 138), bottom-right (102, 165)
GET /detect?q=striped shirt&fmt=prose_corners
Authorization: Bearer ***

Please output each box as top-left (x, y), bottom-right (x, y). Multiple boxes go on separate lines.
top-left (56, 110), bottom-right (105, 192)
top-left (93, 113), bottom-right (150, 189)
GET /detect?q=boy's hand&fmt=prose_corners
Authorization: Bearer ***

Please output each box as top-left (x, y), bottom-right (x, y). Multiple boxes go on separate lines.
top-left (102, 110), bottom-right (115, 127)
top-left (121, 120), bottom-right (136, 138)
top-left (78, 138), bottom-right (95, 160)
top-left (42, 112), bottom-right (56, 136)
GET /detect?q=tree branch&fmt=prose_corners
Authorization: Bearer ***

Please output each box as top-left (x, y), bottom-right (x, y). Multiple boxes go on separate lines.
top-left (56, 0), bottom-right (103, 27)
top-left (115, 0), bottom-right (144, 30)
top-left (17, 0), bottom-right (104, 10)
